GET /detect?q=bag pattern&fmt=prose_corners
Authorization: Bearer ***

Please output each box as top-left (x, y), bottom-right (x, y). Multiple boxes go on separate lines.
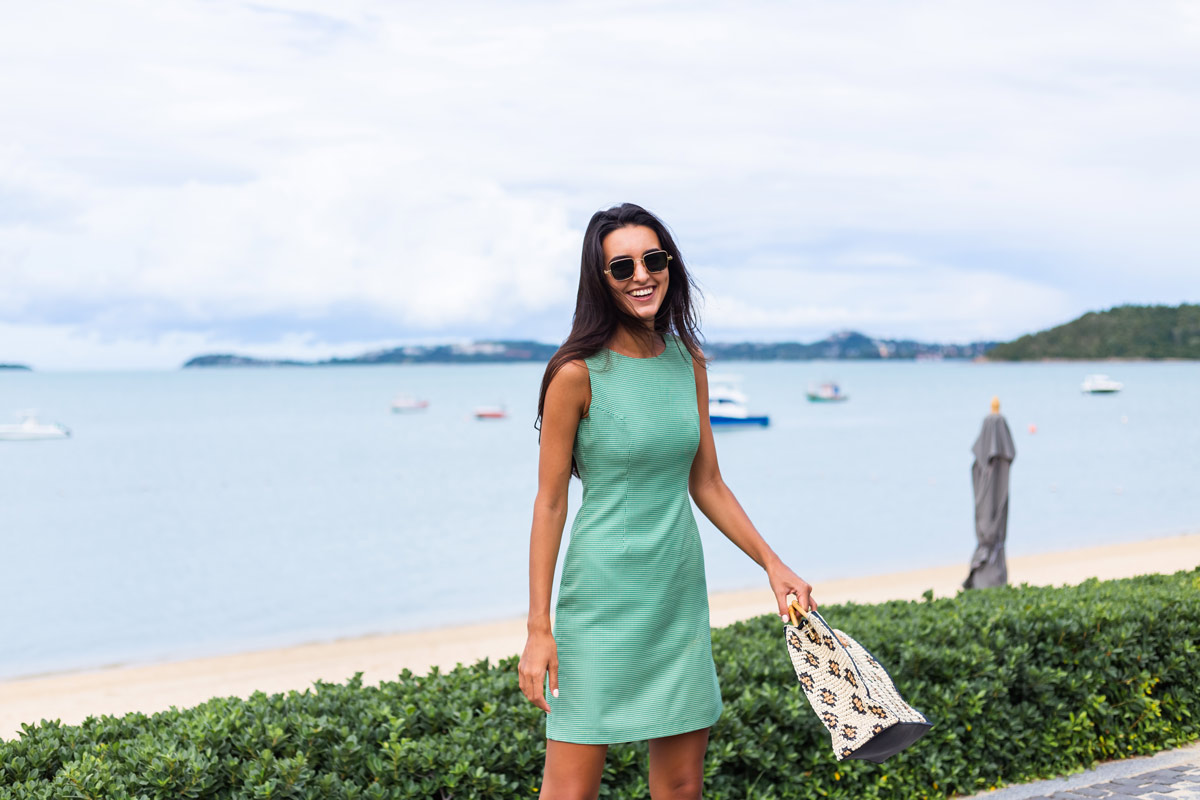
top-left (784, 609), bottom-right (930, 761)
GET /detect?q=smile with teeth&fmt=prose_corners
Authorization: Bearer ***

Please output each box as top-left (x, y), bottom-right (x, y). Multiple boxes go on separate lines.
top-left (628, 286), bottom-right (655, 299)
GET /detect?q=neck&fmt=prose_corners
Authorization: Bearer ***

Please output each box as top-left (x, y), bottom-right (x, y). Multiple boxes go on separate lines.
top-left (608, 326), bottom-right (663, 358)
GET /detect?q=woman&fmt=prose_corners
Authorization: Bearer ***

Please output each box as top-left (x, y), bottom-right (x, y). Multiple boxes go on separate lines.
top-left (519, 203), bottom-right (817, 799)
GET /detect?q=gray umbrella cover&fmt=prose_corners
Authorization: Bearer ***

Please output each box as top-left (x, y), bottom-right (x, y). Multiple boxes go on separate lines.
top-left (964, 413), bottom-right (1016, 589)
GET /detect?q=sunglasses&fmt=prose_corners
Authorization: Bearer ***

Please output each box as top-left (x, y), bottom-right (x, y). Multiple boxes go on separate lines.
top-left (604, 249), bottom-right (672, 281)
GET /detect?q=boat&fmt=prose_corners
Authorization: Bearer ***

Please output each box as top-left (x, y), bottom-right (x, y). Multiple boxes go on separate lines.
top-left (474, 405), bottom-right (508, 420)
top-left (0, 412), bottom-right (71, 441)
top-left (806, 381), bottom-right (849, 403)
top-left (390, 393), bottom-right (429, 413)
top-left (708, 376), bottom-right (769, 427)
top-left (1081, 374), bottom-right (1123, 394)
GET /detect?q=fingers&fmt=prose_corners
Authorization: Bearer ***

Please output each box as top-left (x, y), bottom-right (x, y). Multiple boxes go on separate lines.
top-left (780, 584), bottom-right (818, 620)
top-left (798, 583), bottom-right (817, 612)
top-left (531, 683), bottom-right (550, 714)
top-left (518, 633), bottom-right (560, 714)
top-left (517, 658), bottom-right (551, 714)
top-left (779, 589), bottom-right (803, 620)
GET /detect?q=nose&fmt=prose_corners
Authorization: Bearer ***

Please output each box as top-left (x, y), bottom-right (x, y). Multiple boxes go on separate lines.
top-left (631, 259), bottom-right (651, 281)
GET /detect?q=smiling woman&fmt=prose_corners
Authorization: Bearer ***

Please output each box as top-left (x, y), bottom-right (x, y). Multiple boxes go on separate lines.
top-left (520, 203), bottom-right (818, 798)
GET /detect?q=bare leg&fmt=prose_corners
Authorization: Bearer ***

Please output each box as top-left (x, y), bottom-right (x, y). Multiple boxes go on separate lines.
top-left (540, 738), bottom-right (608, 800)
top-left (648, 727), bottom-right (710, 800)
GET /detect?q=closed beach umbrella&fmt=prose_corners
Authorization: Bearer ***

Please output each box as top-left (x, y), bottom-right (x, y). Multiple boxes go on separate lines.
top-left (964, 397), bottom-right (1016, 589)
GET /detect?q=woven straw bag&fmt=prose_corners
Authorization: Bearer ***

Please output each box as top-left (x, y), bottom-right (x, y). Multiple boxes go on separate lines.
top-left (784, 601), bottom-right (931, 763)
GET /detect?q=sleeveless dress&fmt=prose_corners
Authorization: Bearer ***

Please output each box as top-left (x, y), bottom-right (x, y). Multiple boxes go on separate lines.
top-left (545, 334), bottom-right (724, 744)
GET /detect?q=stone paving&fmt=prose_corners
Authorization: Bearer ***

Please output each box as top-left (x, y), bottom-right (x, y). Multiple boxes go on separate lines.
top-left (962, 743), bottom-right (1200, 800)
top-left (1020, 763), bottom-right (1200, 800)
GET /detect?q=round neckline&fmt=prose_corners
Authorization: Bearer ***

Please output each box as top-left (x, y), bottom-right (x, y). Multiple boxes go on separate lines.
top-left (606, 334), bottom-right (670, 360)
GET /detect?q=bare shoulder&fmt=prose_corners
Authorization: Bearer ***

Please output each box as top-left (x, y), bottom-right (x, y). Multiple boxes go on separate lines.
top-left (553, 358), bottom-right (589, 388)
top-left (547, 358), bottom-right (590, 416)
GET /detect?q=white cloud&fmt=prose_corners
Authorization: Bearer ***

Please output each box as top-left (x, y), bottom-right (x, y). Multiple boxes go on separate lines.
top-left (0, 320), bottom-right (391, 371)
top-left (696, 257), bottom-right (1074, 343)
top-left (3, 143), bottom-right (580, 328)
top-left (1, 1), bottom-right (1197, 367)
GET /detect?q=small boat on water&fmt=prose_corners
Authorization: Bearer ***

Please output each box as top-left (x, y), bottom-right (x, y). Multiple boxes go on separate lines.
top-left (1081, 374), bottom-right (1123, 394)
top-left (0, 412), bottom-right (71, 441)
top-left (474, 405), bottom-right (508, 420)
top-left (709, 376), bottom-right (769, 427)
top-left (390, 393), bottom-right (429, 413)
top-left (806, 381), bottom-right (849, 403)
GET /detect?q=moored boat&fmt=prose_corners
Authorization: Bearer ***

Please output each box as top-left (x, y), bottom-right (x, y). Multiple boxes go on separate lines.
top-left (390, 393), bottom-right (429, 413)
top-left (708, 376), bottom-right (769, 427)
top-left (1081, 374), bottom-right (1123, 394)
top-left (474, 405), bottom-right (508, 420)
top-left (0, 413), bottom-right (71, 441)
top-left (806, 381), bottom-right (848, 403)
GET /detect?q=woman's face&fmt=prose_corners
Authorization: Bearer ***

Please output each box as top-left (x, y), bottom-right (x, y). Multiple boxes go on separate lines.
top-left (601, 224), bottom-right (670, 327)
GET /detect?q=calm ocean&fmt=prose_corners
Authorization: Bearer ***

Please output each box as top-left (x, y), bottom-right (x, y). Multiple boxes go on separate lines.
top-left (1, 360), bottom-right (1196, 679)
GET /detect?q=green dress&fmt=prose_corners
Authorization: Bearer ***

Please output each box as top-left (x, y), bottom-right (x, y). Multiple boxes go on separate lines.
top-left (545, 334), bottom-right (724, 744)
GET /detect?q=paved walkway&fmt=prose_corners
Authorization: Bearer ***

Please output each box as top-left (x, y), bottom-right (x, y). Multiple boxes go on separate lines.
top-left (963, 743), bottom-right (1200, 800)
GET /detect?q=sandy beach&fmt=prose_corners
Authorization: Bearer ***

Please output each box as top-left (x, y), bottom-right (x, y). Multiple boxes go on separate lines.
top-left (3, 532), bottom-right (1197, 741)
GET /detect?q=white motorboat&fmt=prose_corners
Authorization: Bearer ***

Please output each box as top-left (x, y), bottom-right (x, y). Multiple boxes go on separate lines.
top-left (1081, 374), bottom-right (1123, 394)
top-left (708, 376), bottom-right (769, 427)
top-left (0, 413), bottom-right (71, 441)
top-left (390, 393), bottom-right (429, 413)
top-left (806, 381), bottom-right (849, 403)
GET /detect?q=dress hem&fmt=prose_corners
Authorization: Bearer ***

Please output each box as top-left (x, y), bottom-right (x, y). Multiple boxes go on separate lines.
top-left (545, 704), bottom-right (723, 746)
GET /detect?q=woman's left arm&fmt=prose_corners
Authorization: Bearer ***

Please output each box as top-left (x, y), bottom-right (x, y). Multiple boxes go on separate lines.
top-left (688, 356), bottom-right (817, 620)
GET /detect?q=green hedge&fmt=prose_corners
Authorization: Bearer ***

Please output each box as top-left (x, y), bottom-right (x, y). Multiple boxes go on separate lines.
top-left (3, 569), bottom-right (1198, 799)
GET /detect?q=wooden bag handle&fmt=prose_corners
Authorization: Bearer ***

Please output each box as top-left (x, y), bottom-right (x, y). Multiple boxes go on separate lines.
top-left (786, 598), bottom-right (812, 627)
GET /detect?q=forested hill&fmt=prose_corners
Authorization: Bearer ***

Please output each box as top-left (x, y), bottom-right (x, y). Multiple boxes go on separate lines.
top-left (986, 304), bottom-right (1200, 360)
top-left (183, 332), bottom-right (993, 367)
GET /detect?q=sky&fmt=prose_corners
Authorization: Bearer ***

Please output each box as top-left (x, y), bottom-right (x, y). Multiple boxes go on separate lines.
top-left (2, 1), bottom-right (1198, 369)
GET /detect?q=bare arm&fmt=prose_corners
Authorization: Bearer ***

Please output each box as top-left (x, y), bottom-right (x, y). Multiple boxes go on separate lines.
top-left (688, 357), bottom-right (816, 618)
top-left (518, 359), bottom-right (589, 713)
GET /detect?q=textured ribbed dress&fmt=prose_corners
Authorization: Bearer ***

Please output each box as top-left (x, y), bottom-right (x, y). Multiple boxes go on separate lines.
top-left (545, 333), bottom-right (724, 744)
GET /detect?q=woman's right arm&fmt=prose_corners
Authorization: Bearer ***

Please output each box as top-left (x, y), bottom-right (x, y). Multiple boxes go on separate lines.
top-left (518, 359), bottom-right (589, 714)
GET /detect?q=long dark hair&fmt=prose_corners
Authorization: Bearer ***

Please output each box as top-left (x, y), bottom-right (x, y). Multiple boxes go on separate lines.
top-left (536, 203), bottom-right (706, 474)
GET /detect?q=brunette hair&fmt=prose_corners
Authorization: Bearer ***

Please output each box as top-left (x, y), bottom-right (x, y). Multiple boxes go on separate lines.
top-left (535, 203), bottom-right (706, 474)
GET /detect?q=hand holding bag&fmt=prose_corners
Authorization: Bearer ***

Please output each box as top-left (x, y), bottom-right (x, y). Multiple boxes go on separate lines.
top-left (784, 600), bottom-right (932, 763)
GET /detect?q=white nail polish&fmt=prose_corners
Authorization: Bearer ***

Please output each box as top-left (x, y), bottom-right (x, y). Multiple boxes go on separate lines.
top-left (552, 689), bottom-right (559, 698)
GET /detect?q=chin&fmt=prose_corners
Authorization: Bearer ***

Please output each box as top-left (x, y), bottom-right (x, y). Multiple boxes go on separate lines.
top-left (628, 305), bottom-right (661, 322)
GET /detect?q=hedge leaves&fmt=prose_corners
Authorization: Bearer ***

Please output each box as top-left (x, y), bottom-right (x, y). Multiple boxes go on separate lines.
top-left (2, 569), bottom-right (1197, 798)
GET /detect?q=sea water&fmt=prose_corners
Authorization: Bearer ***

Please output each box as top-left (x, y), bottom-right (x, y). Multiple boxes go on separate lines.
top-left (1, 360), bottom-right (1196, 679)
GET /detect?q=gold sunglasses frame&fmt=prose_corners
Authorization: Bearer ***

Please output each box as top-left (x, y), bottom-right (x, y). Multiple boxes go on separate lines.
top-left (603, 250), bottom-right (672, 280)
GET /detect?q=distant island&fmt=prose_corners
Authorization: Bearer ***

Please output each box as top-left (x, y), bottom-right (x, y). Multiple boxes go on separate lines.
top-left (184, 354), bottom-right (316, 368)
top-left (0, 363), bottom-right (32, 371)
top-left (986, 303), bottom-right (1200, 361)
top-left (183, 332), bottom-right (995, 368)
top-left (182, 303), bottom-right (1200, 367)
top-left (707, 331), bottom-right (993, 361)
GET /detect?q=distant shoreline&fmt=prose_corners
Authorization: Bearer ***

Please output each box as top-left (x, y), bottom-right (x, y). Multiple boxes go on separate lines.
top-left (178, 303), bottom-right (1197, 367)
top-left (986, 357), bottom-right (1200, 363)
top-left (179, 352), bottom-right (1199, 368)
top-left (182, 332), bottom-right (995, 368)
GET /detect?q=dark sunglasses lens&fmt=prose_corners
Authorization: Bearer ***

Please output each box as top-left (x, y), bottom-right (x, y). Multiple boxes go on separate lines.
top-left (644, 251), bottom-right (669, 272)
top-left (608, 258), bottom-right (635, 280)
